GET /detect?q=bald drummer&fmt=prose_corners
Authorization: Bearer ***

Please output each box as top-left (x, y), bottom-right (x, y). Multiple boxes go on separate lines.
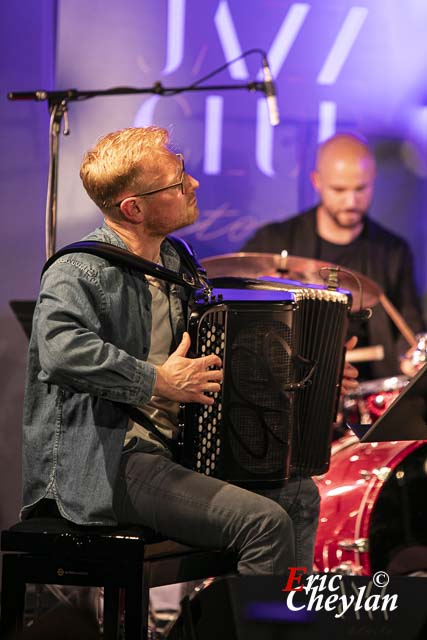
top-left (242, 132), bottom-right (425, 380)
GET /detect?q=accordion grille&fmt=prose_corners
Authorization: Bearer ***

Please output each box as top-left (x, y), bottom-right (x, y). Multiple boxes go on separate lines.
top-left (182, 303), bottom-right (296, 486)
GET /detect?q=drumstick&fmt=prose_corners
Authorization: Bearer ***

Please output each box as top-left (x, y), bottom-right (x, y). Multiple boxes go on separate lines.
top-left (379, 293), bottom-right (417, 348)
top-left (345, 345), bottom-right (385, 363)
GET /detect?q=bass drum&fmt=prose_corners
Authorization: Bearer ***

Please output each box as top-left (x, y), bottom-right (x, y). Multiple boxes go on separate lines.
top-left (314, 434), bottom-right (427, 575)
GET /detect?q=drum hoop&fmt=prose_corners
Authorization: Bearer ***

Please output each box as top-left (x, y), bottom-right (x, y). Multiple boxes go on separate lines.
top-left (330, 433), bottom-right (359, 457)
top-left (315, 438), bottom-right (427, 575)
top-left (353, 439), bottom-right (427, 570)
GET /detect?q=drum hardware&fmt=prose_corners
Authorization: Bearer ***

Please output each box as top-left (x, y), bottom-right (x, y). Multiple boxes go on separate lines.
top-left (325, 264), bottom-right (339, 289)
top-left (371, 466), bottom-right (392, 482)
top-left (329, 561), bottom-right (363, 575)
top-left (201, 251), bottom-right (380, 310)
top-left (372, 394), bottom-right (385, 408)
top-left (201, 252), bottom-right (420, 350)
top-left (412, 332), bottom-right (427, 365)
top-left (337, 538), bottom-right (369, 553)
top-left (358, 400), bottom-right (373, 426)
top-left (343, 375), bottom-right (408, 426)
top-left (400, 331), bottom-right (427, 374)
top-left (395, 469), bottom-right (405, 482)
top-left (358, 466), bottom-right (392, 482)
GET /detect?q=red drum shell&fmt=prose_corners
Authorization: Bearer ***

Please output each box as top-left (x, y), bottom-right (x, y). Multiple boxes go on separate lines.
top-left (314, 435), bottom-right (427, 575)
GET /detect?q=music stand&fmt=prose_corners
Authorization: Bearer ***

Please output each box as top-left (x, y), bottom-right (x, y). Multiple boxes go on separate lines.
top-left (9, 300), bottom-right (36, 340)
top-left (350, 362), bottom-right (427, 442)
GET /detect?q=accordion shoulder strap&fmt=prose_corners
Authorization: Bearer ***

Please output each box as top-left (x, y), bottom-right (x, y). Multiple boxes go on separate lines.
top-left (167, 235), bottom-right (210, 291)
top-left (40, 238), bottom-right (204, 289)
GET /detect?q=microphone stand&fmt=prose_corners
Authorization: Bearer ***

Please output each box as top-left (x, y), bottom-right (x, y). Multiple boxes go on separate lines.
top-left (8, 80), bottom-right (268, 259)
top-left (46, 99), bottom-right (69, 260)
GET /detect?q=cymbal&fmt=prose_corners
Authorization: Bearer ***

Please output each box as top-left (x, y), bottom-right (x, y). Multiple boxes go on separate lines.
top-left (200, 252), bottom-right (382, 309)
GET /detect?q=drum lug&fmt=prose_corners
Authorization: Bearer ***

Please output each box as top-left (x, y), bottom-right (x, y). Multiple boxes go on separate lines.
top-left (337, 538), bottom-right (369, 553)
top-left (372, 466), bottom-right (392, 482)
top-left (358, 466), bottom-right (391, 482)
top-left (329, 561), bottom-right (364, 575)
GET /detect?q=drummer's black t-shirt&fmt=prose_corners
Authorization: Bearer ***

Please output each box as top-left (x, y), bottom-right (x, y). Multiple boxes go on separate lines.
top-left (316, 233), bottom-right (372, 380)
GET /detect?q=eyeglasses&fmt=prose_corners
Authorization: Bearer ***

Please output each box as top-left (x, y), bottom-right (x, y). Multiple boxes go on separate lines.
top-left (114, 154), bottom-right (185, 208)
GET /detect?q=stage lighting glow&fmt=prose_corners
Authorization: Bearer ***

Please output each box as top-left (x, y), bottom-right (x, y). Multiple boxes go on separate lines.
top-left (317, 7), bottom-right (368, 85)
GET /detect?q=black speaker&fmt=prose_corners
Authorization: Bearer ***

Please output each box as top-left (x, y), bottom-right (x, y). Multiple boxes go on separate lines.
top-left (166, 575), bottom-right (427, 640)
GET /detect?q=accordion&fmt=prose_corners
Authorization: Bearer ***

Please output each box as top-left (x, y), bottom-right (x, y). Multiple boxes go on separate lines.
top-left (180, 279), bottom-right (351, 485)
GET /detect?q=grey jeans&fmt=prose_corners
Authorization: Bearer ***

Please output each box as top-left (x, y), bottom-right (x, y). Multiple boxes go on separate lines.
top-left (113, 446), bottom-right (297, 575)
top-left (259, 476), bottom-right (320, 568)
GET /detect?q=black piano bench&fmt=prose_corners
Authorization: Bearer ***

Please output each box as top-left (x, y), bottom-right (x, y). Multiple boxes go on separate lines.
top-left (0, 517), bottom-right (237, 639)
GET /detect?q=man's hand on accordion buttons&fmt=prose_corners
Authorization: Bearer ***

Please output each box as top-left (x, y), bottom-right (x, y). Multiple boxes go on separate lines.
top-left (154, 331), bottom-right (223, 405)
top-left (341, 335), bottom-right (359, 397)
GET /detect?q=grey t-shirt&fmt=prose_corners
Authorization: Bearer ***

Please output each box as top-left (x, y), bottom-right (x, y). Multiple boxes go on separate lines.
top-left (125, 273), bottom-right (180, 450)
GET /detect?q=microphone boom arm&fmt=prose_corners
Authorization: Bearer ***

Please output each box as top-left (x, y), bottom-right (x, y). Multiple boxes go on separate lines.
top-left (8, 80), bottom-right (270, 103)
top-left (8, 79), bottom-right (274, 259)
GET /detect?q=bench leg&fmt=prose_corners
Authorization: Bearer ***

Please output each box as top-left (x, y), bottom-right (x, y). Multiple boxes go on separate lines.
top-left (103, 585), bottom-right (121, 640)
top-left (124, 563), bottom-right (145, 640)
top-left (1, 554), bottom-right (26, 637)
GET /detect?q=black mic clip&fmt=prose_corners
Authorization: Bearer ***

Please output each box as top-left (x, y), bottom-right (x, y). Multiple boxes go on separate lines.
top-left (349, 308), bottom-right (373, 321)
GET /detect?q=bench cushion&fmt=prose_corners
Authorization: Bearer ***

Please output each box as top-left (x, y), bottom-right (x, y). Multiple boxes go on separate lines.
top-left (1, 518), bottom-right (164, 561)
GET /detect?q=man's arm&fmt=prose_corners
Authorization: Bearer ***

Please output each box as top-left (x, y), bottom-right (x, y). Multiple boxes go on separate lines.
top-left (37, 262), bottom-right (223, 406)
top-left (37, 263), bottom-right (156, 405)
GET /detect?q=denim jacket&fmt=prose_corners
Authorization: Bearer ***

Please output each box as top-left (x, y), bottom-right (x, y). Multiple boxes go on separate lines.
top-left (22, 223), bottom-right (189, 525)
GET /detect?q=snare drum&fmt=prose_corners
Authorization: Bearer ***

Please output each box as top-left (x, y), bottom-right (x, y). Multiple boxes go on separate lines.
top-left (343, 375), bottom-right (408, 425)
top-left (314, 435), bottom-right (427, 575)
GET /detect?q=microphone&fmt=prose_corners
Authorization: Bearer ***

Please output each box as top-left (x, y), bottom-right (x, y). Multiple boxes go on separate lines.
top-left (261, 55), bottom-right (280, 126)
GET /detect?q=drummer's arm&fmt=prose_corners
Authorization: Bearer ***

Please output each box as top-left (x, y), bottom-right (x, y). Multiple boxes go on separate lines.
top-left (341, 335), bottom-right (359, 396)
